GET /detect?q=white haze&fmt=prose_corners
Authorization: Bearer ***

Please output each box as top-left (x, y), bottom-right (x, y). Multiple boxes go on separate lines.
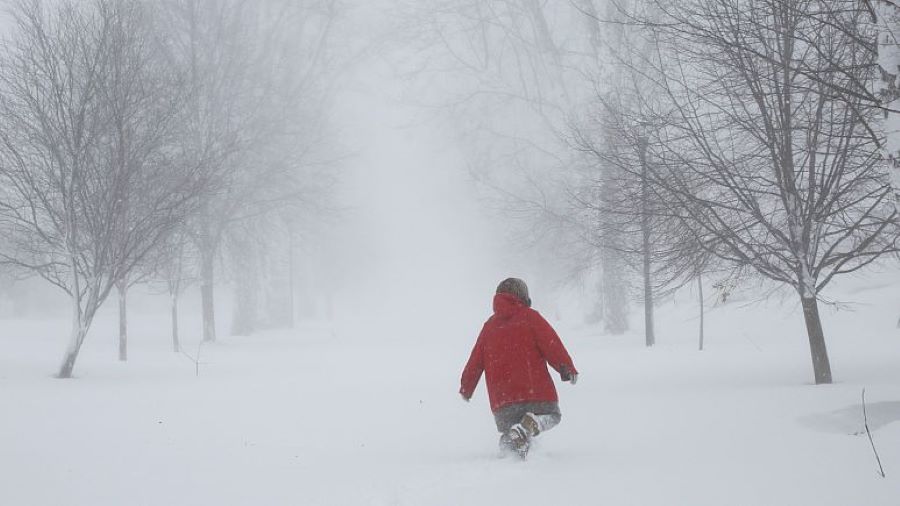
top-left (1, 1), bottom-right (899, 505)
top-left (328, 66), bottom-right (507, 339)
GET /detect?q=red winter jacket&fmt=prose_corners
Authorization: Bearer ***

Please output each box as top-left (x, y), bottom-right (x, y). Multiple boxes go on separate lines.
top-left (460, 293), bottom-right (577, 412)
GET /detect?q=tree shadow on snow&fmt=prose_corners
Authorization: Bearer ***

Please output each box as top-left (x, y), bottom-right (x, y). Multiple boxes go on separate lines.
top-left (798, 401), bottom-right (900, 435)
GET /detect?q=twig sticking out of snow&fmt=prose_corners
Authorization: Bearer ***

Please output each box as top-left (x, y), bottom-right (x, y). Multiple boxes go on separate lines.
top-left (741, 332), bottom-right (762, 352)
top-left (862, 388), bottom-right (886, 478)
top-left (180, 341), bottom-right (205, 377)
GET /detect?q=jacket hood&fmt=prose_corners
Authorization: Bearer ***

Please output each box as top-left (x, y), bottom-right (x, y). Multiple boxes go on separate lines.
top-left (493, 292), bottom-right (525, 319)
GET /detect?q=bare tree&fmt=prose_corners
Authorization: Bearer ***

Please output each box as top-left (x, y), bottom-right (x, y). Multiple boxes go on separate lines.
top-left (101, 0), bottom-right (189, 362)
top-left (397, 1), bottom-right (633, 322)
top-left (574, 92), bottom-right (717, 347)
top-left (570, 1), bottom-right (716, 346)
top-left (630, 0), bottom-right (900, 383)
top-left (159, 0), bottom-right (339, 342)
top-left (150, 228), bottom-right (195, 353)
top-left (0, 0), bottom-right (203, 377)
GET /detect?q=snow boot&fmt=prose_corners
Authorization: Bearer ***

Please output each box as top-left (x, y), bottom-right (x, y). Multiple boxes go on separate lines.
top-left (520, 412), bottom-right (541, 437)
top-left (507, 423), bottom-right (531, 459)
top-left (503, 413), bottom-right (543, 459)
top-left (499, 413), bottom-right (547, 458)
top-left (498, 432), bottom-right (516, 455)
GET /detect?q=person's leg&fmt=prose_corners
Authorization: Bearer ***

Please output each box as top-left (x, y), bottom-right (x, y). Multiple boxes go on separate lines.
top-left (493, 404), bottom-right (528, 433)
top-left (494, 402), bottom-right (562, 457)
top-left (495, 402), bottom-right (562, 435)
top-left (522, 413), bottom-right (560, 435)
top-left (518, 401), bottom-right (561, 437)
top-left (494, 404), bottom-right (530, 454)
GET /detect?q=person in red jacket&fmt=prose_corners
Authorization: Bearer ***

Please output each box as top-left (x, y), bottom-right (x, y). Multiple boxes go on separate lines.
top-left (460, 278), bottom-right (578, 457)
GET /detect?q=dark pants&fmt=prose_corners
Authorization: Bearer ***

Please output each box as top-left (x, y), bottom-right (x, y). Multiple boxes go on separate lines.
top-left (493, 401), bottom-right (561, 434)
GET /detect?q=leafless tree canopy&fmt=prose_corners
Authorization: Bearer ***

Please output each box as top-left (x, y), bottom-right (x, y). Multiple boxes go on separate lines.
top-left (398, 0), bottom-right (900, 384)
top-left (0, 0), bottom-right (340, 377)
top-left (0, 0), bottom-right (896, 385)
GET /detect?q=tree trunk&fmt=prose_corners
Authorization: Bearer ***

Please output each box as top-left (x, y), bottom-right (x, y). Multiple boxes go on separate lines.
top-left (639, 137), bottom-right (655, 347)
top-left (59, 295), bottom-right (90, 378)
top-left (698, 274), bottom-right (705, 351)
top-left (58, 335), bottom-right (84, 378)
top-left (800, 296), bottom-right (833, 384)
top-left (574, 0), bottom-right (602, 54)
top-left (586, 275), bottom-right (604, 325)
top-left (601, 248), bottom-right (629, 334)
top-left (525, 0), bottom-right (561, 63)
top-left (117, 281), bottom-right (127, 362)
top-left (171, 292), bottom-right (180, 352)
top-left (288, 228), bottom-right (295, 328)
top-left (230, 270), bottom-right (257, 336)
top-left (642, 239), bottom-right (654, 347)
top-left (230, 233), bottom-right (259, 336)
top-left (200, 245), bottom-right (216, 342)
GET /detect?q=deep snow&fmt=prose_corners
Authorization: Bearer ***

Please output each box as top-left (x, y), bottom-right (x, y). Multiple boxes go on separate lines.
top-left (2, 269), bottom-right (900, 506)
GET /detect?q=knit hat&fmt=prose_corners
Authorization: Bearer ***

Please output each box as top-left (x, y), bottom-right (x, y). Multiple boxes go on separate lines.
top-left (496, 278), bottom-right (531, 307)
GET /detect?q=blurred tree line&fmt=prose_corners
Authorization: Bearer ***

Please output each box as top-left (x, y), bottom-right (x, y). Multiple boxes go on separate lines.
top-left (0, 0), bottom-right (341, 377)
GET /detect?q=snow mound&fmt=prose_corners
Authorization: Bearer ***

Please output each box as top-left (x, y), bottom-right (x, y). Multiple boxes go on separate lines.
top-left (799, 401), bottom-right (900, 435)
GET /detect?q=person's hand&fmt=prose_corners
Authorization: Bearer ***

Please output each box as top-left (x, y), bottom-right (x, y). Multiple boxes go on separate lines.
top-left (559, 365), bottom-right (577, 385)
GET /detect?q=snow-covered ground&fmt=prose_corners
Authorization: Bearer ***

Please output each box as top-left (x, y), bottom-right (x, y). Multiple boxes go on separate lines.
top-left (2, 269), bottom-right (899, 506)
